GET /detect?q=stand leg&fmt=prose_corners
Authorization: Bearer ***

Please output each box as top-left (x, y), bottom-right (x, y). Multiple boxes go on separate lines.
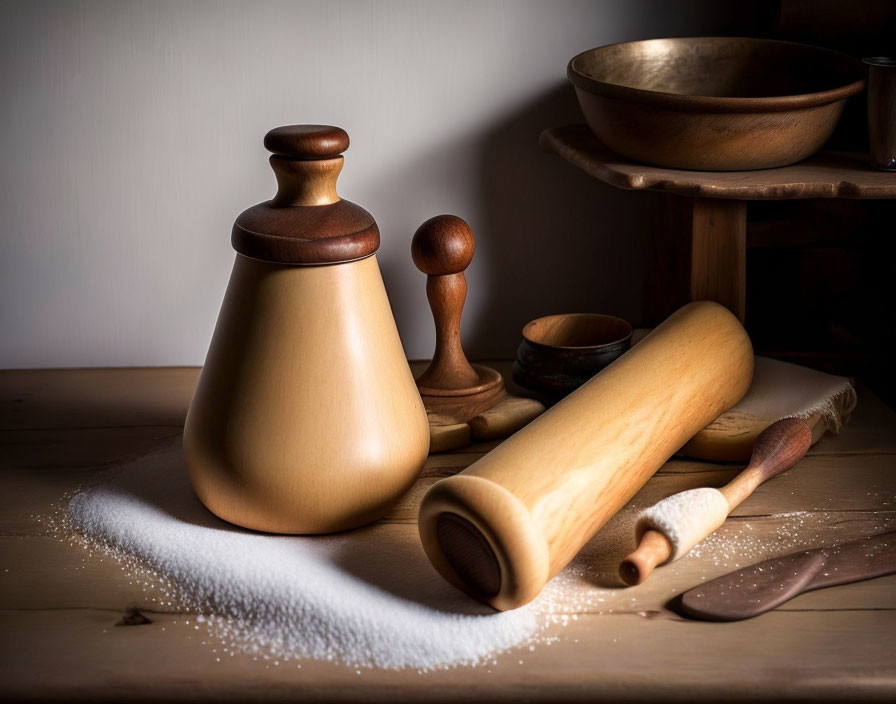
top-left (645, 195), bottom-right (747, 325)
top-left (689, 198), bottom-right (746, 323)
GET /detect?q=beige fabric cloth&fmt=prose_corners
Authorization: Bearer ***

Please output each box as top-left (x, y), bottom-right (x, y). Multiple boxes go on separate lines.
top-left (733, 356), bottom-right (856, 433)
top-left (683, 356), bottom-right (857, 461)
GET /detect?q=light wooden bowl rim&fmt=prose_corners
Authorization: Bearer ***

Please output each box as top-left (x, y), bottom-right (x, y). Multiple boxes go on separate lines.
top-left (521, 313), bottom-right (633, 351)
top-left (568, 36), bottom-right (866, 114)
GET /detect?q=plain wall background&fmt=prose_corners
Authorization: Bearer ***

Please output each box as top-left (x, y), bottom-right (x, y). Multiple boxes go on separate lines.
top-left (0, 0), bottom-right (762, 368)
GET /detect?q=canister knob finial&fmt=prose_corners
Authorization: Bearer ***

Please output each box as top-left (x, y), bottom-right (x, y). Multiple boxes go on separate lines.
top-left (231, 124), bottom-right (379, 264)
top-left (264, 125), bottom-right (349, 160)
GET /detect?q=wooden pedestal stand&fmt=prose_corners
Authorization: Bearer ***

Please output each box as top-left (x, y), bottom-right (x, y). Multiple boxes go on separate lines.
top-left (541, 125), bottom-right (896, 324)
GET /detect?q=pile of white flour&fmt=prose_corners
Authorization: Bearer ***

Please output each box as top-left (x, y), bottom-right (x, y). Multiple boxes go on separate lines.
top-left (56, 444), bottom-right (538, 670)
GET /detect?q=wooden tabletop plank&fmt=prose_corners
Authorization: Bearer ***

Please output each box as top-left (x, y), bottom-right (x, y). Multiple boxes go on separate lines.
top-left (0, 367), bottom-right (198, 430)
top-left (4, 524), bottom-right (896, 615)
top-left (1, 367), bottom-right (894, 701)
top-left (2, 603), bottom-right (894, 702)
top-left (4, 361), bottom-right (889, 453)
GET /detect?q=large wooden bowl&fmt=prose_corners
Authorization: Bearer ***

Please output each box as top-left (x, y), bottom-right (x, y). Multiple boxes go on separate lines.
top-left (568, 37), bottom-right (865, 170)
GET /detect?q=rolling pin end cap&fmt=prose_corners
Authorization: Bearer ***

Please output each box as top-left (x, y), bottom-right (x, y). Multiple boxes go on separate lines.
top-left (620, 529), bottom-right (672, 586)
top-left (618, 557), bottom-right (646, 586)
top-left (418, 475), bottom-right (549, 611)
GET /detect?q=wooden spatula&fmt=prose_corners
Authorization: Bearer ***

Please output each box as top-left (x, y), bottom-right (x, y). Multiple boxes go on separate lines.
top-left (678, 530), bottom-right (896, 621)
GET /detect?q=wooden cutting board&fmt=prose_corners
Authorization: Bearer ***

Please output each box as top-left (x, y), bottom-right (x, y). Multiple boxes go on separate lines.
top-left (628, 330), bottom-right (856, 462)
top-left (683, 356), bottom-right (856, 461)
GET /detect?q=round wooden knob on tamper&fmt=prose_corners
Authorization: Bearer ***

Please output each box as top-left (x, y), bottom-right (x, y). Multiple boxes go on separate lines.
top-left (412, 215), bottom-right (507, 425)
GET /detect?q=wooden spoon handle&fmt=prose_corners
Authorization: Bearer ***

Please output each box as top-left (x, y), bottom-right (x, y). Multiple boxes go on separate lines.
top-left (747, 417), bottom-right (814, 479)
top-left (719, 417), bottom-right (812, 510)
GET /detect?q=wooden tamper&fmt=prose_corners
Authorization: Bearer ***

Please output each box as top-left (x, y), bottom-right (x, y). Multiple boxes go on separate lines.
top-left (412, 215), bottom-right (507, 425)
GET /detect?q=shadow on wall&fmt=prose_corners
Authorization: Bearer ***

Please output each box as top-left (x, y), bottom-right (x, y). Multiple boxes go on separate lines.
top-left (377, 84), bottom-right (655, 362)
top-left (375, 0), bottom-right (778, 362)
top-left (465, 83), bottom-right (652, 360)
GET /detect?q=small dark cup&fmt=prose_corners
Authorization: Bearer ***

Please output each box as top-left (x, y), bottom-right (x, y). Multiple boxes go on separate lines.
top-left (512, 313), bottom-right (633, 402)
top-left (864, 57), bottom-right (896, 171)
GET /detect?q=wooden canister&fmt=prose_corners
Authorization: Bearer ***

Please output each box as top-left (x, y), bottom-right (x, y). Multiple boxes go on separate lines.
top-left (184, 125), bottom-right (429, 534)
top-left (418, 301), bottom-right (753, 610)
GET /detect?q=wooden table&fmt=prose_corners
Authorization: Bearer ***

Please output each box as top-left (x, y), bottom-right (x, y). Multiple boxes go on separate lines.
top-left (540, 125), bottom-right (896, 323)
top-left (2, 365), bottom-right (895, 702)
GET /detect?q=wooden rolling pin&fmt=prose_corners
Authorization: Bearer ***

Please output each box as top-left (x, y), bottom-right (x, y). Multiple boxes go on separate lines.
top-left (620, 417), bottom-right (813, 586)
top-left (418, 301), bottom-right (754, 610)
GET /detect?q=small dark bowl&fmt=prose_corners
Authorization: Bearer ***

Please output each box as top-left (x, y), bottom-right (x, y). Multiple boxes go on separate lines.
top-left (512, 313), bottom-right (633, 402)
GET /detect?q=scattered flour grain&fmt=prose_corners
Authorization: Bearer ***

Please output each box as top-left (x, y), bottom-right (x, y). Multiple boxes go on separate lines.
top-left (637, 488), bottom-right (730, 561)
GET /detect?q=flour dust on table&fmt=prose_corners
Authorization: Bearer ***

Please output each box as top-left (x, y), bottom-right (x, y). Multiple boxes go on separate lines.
top-left (45, 443), bottom-right (539, 670)
top-left (42, 442), bottom-right (896, 671)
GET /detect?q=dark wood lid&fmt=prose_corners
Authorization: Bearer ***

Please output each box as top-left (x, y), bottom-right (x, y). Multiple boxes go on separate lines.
top-left (231, 125), bottom-right (379, 265)
top-left (263, 125), bottom-right (350, 159)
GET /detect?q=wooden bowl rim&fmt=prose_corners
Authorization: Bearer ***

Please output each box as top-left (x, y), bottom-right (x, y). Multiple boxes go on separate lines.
top-left (568, 37), bottom-right (866, 113)
top-left (521, 313), bottom-right (633, 351)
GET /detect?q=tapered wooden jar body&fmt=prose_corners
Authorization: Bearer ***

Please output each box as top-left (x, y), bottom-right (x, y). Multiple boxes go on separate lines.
top-left (185, 253), bottom-right (429, 533)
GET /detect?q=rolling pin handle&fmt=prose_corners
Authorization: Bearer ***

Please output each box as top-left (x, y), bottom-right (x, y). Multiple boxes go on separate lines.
top-left (620, 529), bottom-right (673, 586)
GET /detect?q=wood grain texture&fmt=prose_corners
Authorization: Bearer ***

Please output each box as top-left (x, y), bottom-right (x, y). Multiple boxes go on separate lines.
top-left (680, 530), bottom-right (896, 621)
top-left (416, 274), bottom-right (480, 391)
top-left (419, 302), bottom-right (754, 610)
top-left (263, 125), bottom-right (350, 159)
top-left (184, 254), bottom-right (429, 534)
top-left (689, 198), bottom-right (747, 321)
top-left (542, 124), bottom-right (896, 328)
top-left (568, 38), bottom-right (864, 170)
top-left (231, 125), bottom-right (380, 264)
top-left (540, 124), bottom-right (896, 200)
top-left (641, 195), bottom-right (747, 323)
top-left (410, 214), bottom-right (475, 277)
top-left (682, 356), bottom-right (856, 462)
top-left (269, 155), bottom-right (343, 207)
top-left (1, 366), bottom-right (895, 701)
top-left (621, 419), bottom-right (813, 585)
top-left (468, 397), bottom-right (545, 441)
top-left (618, 529), bottom-right (670, 586)
top-left (644, 194), bottom-right (692, 325)
top-left (232, 196), bottom-right (380, 265)
top-left (412, 215), bottom-right (506, 424)
top-left (718, 418), bottom-right (812, 510)
top-left (428, 422), bottom-right (471, 454)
